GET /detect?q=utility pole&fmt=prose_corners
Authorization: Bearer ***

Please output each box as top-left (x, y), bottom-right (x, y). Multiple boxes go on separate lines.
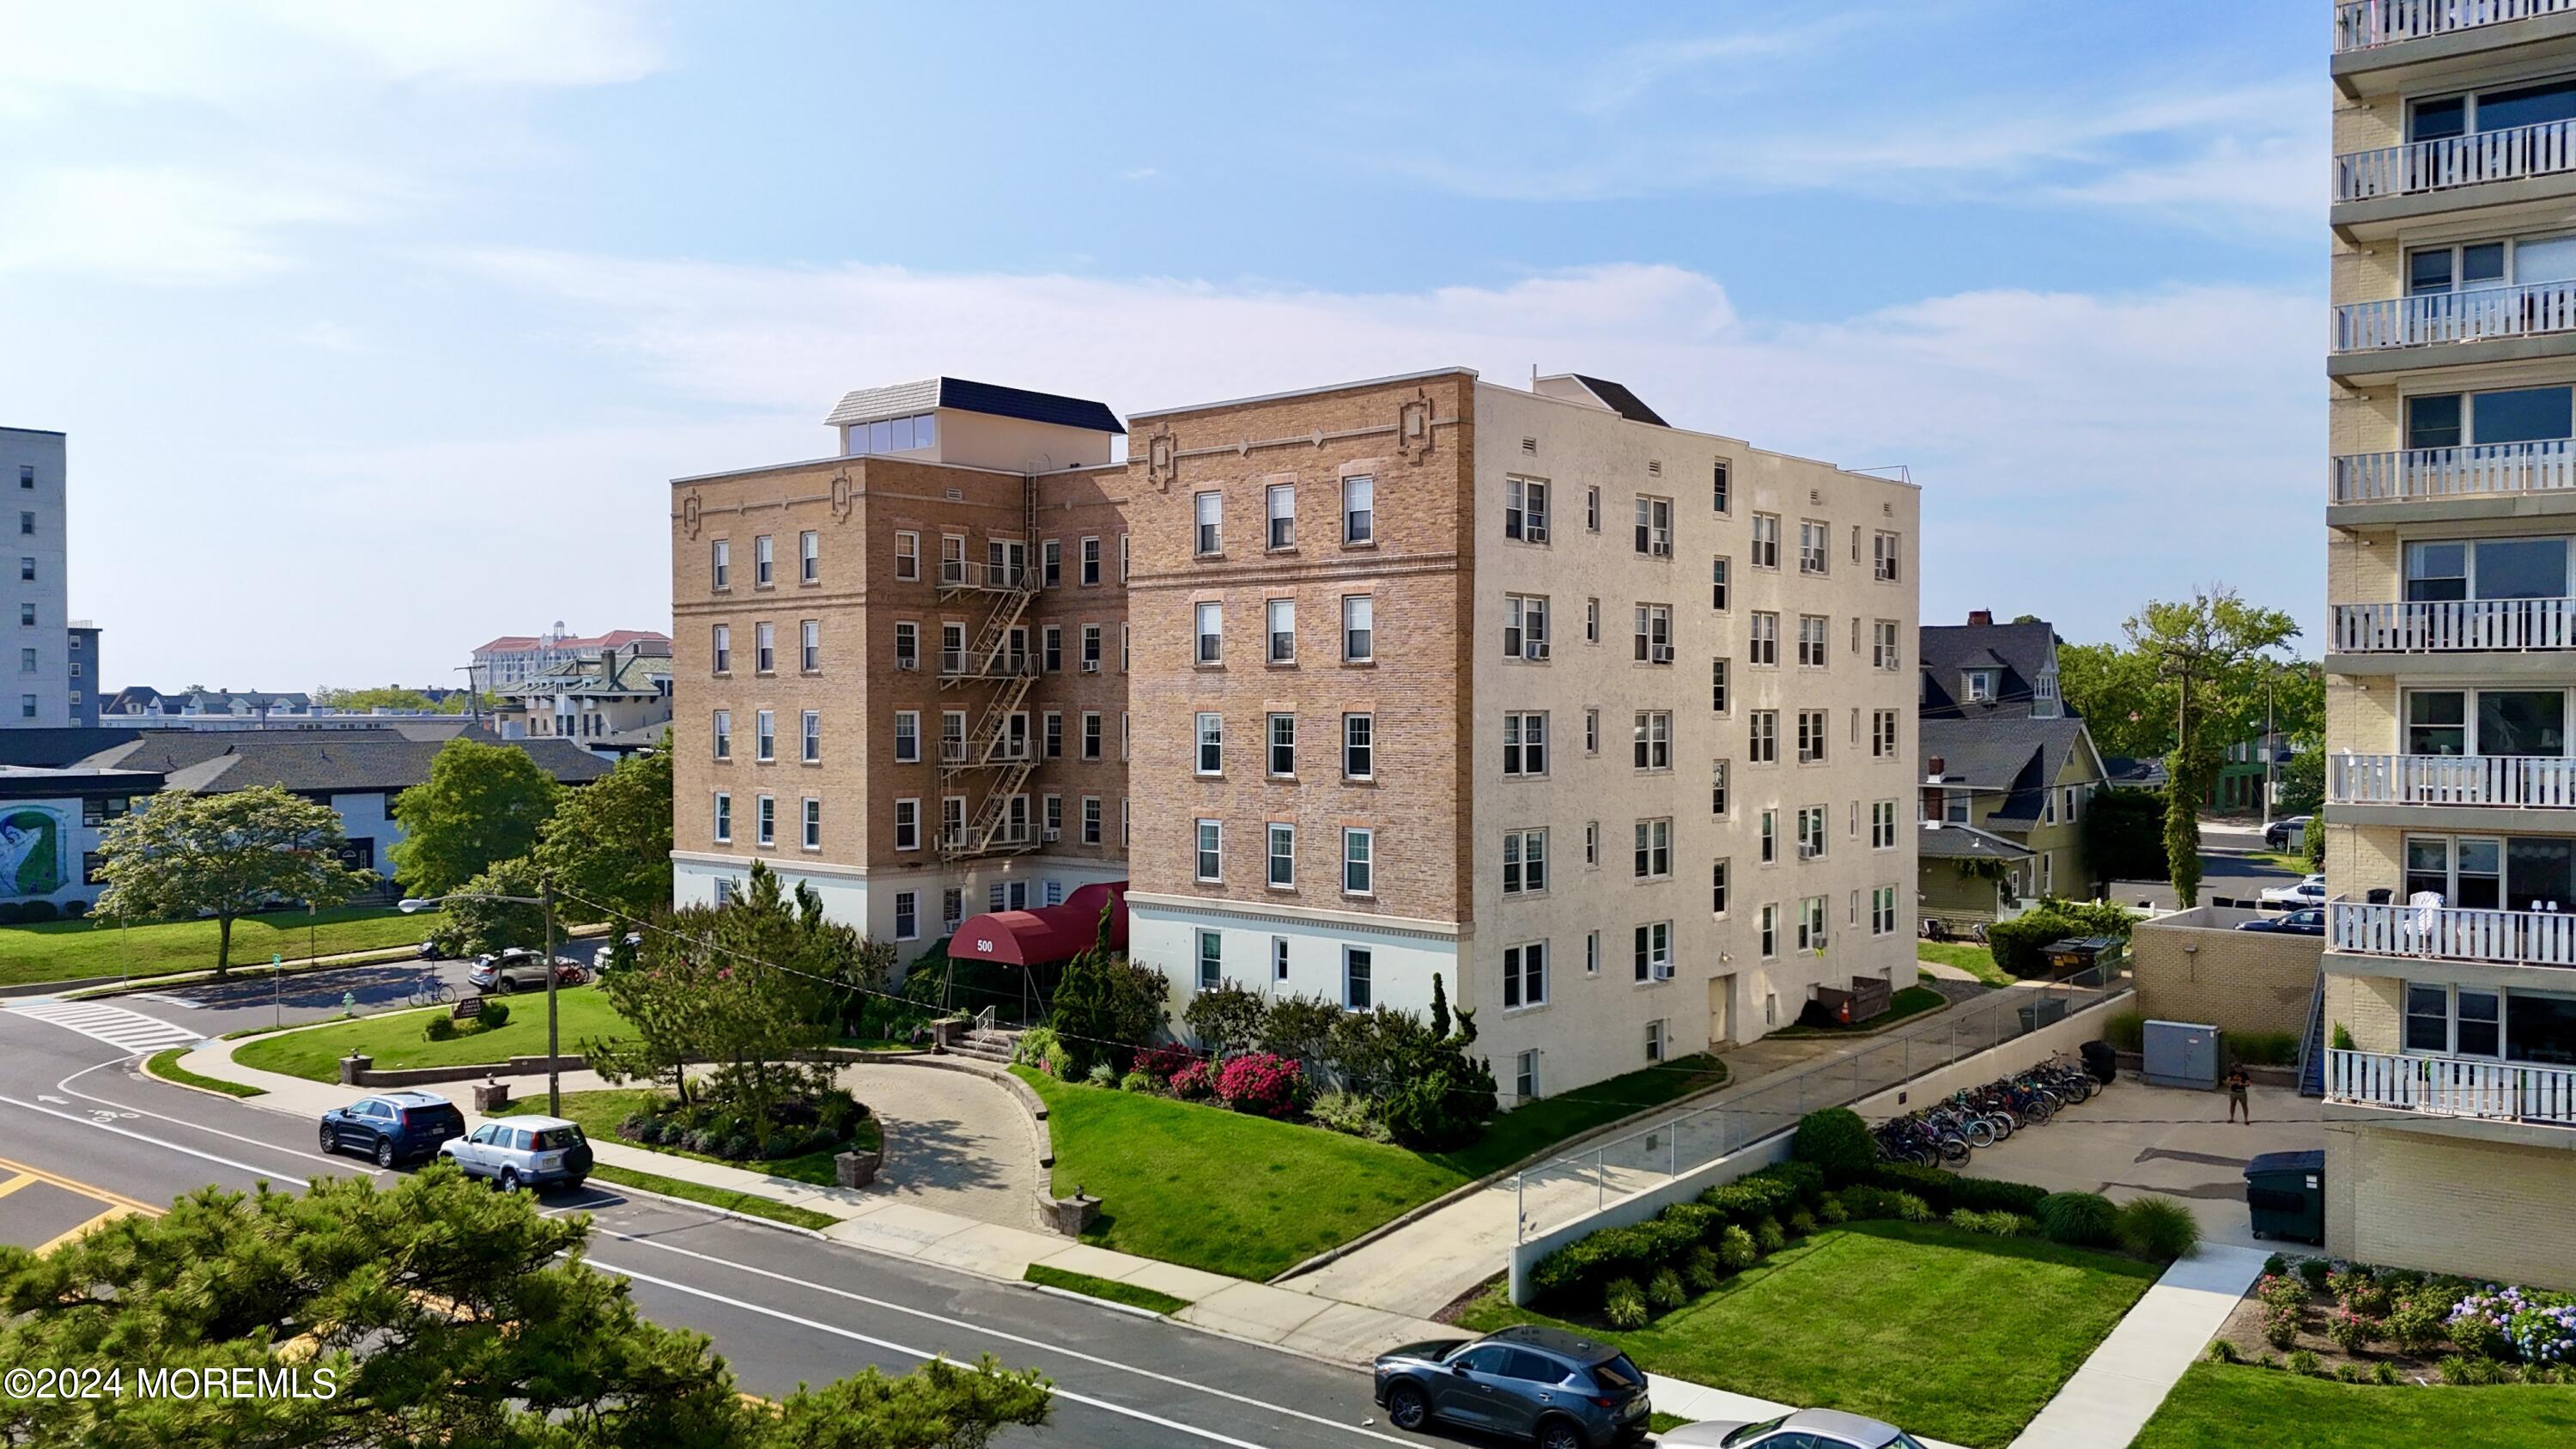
top-left (2259, 666), bottom-right (2278, 833)
top-left (542, 874), bottom-right (560, 1117)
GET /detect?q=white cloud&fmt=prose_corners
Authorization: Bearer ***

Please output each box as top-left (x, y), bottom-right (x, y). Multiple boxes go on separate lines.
top-left (0, 163), bottom-right (398, 283)
top-left (1572, 16), bottom-right (1868, 113)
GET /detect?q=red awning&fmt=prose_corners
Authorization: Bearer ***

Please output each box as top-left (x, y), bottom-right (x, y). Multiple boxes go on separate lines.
top-left (947, 881), bottom-right (1127, 966)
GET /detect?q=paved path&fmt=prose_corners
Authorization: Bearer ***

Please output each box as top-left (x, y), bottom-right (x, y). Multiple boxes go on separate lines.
top-left (2008, 1244), bottom-right (2268, 1449)
top-left (827, 1062), bottom-right (1035, 1229)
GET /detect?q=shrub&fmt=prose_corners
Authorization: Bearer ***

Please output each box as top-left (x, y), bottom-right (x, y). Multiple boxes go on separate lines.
top-left (1753, 1216), bottom-right (1786, 1255)
top-left (61, 898), bottom-right (88, 919)
top-left (1182, 980), bottom-right (1270, 1058)
top-left (1308, 1090), bottom-right (1388, 1142)
top-left (2447, 1290), bottom-right (2518, 1361)
top-left (2324, 1306), bottom-right (2380, 1354)
top-left (1086, 1062), bottom-right (1119, 1088)
top-left (1118, 1070), bottom-right (1155, 1094)
top-left (1817, 1193), bottom-right (1850, 1226)
top-left (2036, 1191), bottom-right (2118, 1246)
top-left (2102, 1008), bottom-right (2146, 1054)
top-left (2439, 1354), bottom-right (2507, 1386)
top-left (1789, 1108), bottom-right (1874, 1184)
top-left (17, 900), bottom-right (58, 923)
top-left (423, 1015), bottom-right (457, 1041)
top-left (2341, 1279), bottom-right (2392, 1319)
top-left (1603, 1279), bottom-right (1648, 1330)
top-left (2263, 1303), bottom-right (2303, 1350)
top-left (1717, 1225), bottom-right (1758, 1271)
top-left (1013, 1025), bottom-right (1067, 1076)
top-left (2330, 1023), bottom-right (2355, 1051)
top-left (1948, 1210), bottom-right (2034, 1237)
top-left (2333, 1363), bottom-right (2365, 1384)
top-left (1130, 1043), bottom-right (1200, 1081)
top-left (1683, 1245), bottom-right (1722, 1294)
top-left (1987, 910), bottom-right (2084, 978)
top-left (1745, 1160), bottom-right (1826, 1207)
top-left (2115, 1195), bottom-right (2201, 1259)
top-left (1169, 1061), bottom-right (1214, 1101)
top-left (2206, 1339), bottom-right (2239, 1364)
top-left (1835, 1185), bottom-right (1930, 1222)
top-left (2263, 1252), bottom-right (2287, 1275)
top-left (2286, 1349), bottom-right (2320, 1377)
top-left (1213, 1051), bottom-right (1306, 1118)
top-left (1647, 1269), bottom-right (1687, 1312)
top-left (1864, 1162), bottom-right (2048, 1216)
top-left (2385, 1294), bottom-right (2450, 1356)
top-left (2257, 1275), bottom-right (2308, 1312)
top-left (2295, 1257), bottom-right (2335, 1291)
top-left (2508, 1302), bottom-right (2576, 1367)
top-left (2372, 1361), bottom-right (2402, 1385)
top-left (2232, 1031), bottom-right (2300, 1067)
top-left (479, 1000), bottom-right (511, 1031)
top-left (1050, 947), bottom-right (1171, 1079)
top-left (1786, 1207), bottom-right (1818, 1237)
top-left (0, 903), bottom-right (25, 926)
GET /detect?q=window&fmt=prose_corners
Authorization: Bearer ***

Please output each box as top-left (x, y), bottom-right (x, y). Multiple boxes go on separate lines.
top-left (1749, 612), bottom-right (1777, 667)
top-left (755, 795), bottom-right (776, 847)
top-left (1042, 539), bottom-right (1061, 588)
top-left (1711, 557), bottom-right (1730, 611)
top-left (1503, 829), bottom-right (1549, 896)
top-left (712, 624), bottom-right (732, 673)
top-left (14, 466), bottom-right (27, 490)
top-left (18, 648), bottom-right (33, 673)
top-left (1080, 536), bottom-right (1102, 585)
top-left (1712, 460), bottom-right (1732, 514)
top-left (1342, 474), bottom-right (1374, 544)
top-left (1873, 801), bottom-right (1898, 849)
top-left (1798, 520), bottom-right (1828, 575)
top-left (1341, 595), bottom-right (1374, 661)
top-left (1194, 491), bottom-right (1223, 555)
top-left (1633, 496), bottom-right (1673, 557)
top-left (1586, 485), bottom-right (1601, 533)
top-left (1874, 530), bottom-right (1901, 581)
top-left (1749, 709), bottom-right (1777, 764)
top-left (1505, 477), bottom-right (1550, 542)
top-left (1516, 1050), bottom-right (1539, 1099)
top-left (18, 558), bottom-right (32, 582)
top-left (1343, 828), bottom-right (1375, 895)
top-left (1196, 820), bottom-right (1223, 881)
top-left (1194, 602), bottom-right (1223, 664)
top-left (1267, 598), bottom-right (1296, 663)
top-left (1079, 795), bottom-right (1101, 845)
top-left (1873, 619), bottom-right (1899, 671)
top-left (846, 411), bottom-right (935, 454)
top-left (1872, 709), bottom-right (1899, 758)
top-left (754, 534), bottom-right (774, 586)
top-left (1503, 942), bottom-right (1548, 1009)
top-left (1710, 759), bottom-right (1730, 816)
top-left (800, 709), bottom-right (821, 763)
top-left (1268, 823), bottom-right (1297, 887)
top-left (1503, 712), bottom-right (1548, 776)
top-left (1710, 657), bottom-right (1729, 713)
top-left (1344, 947), bottom-right (1373, 1010)
top-left (711, 539), bottom-right (732, 589)
top-left (1634, 819), bottom-right (1672, 879)
top-left (1585, 821), bottom-right (1600, 867)
top-left (755, 622), bottom-right (775, 673)
top-left (1632, 605), bottom-right (1673, 664)
top-left (893, 532), bottom-right (918, 581)
top-left (1044, 794), bottom-right (1062, 841)
top-left (1759, 903), bottom-right (1778, 957)
top-left (1585, 598), bottom-right (1601, 643)
top-left (893, 621), bottom-right (917, 669)
top-left (755, 709), bottom-right (775, 762)
top-left (1760, 808), bottom-right (1778, 863)
top-left (1585, 709), bottom-right (1600, 754)
top-left (801, 797), bottom-right (821, 849)
top-left (1873, 886), bottom-right (1899, 935)
top-left (712, 709), bottom-right (732, 760)
top-left (1078, 623), bottom-right (1101, 672)
top-left (1199, 930), bottom-right (1224, 991)
top-left (1343, 713), bottom-right (1374, 779)
top-left (1267, 483), bottom-right (1297, 550)
top-left (799, 530), bottom-right (819, 584)
top-left (1797, 614), bottom-right (1828, 667)
top-left (1273, 937), bottom-right (1290, 983)
top-left (1121, 624), bottom-right (1131, 673)
top-left (1081, 711), bottom-right (1103, 760)
top-left (890, 710), bottom-right (919, 764)
top-left (1645, 1019), bottom-right (1667, 1062)
top-left (1268, 713), bottom-right (1297, 776)
top-left (16, 512), bottom-right (30, 537)
top-left (15, 605), bottom-right (27, 626)
top-left (712, 792), bottom-right (732, 843)
top-left (890, 891), bottom-right (918, 941)
top-left (1632, 711), bottom-right (1671, 770)
top-left (1750, 514), bottom-right (1780, 569)
top-left (801, 619), bottom-right (821, 672)
top-left (1797, 709), bottom-right (1827, 764)
top-left (1633, 922), bottom-right (1672, 982)
top-left (1965, 670), bottom-right (1996, 703)
top-left (1799, 895), bottom-right (1827, 951)
top-left (1797, 805), bottom-right (1826, 860)
top-left (1504, 594), bottom-right (1550, 661)
top-left (1711, 858), bottom-right (1730, 915)
top-left (1196, 712), bottom-right (1224, 775)
top-left (1121, 533), bottom-right (1130, 582)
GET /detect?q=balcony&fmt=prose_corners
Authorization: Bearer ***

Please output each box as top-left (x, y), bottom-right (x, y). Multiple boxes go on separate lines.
top-left (2336, 117), bottom-right (2576, 204)
top-left (2337, 0), bottom-right (2576, 52)
top-left (2330, 440), bottom-right (2576, 504)
top-left (938, 649), bottom-right (1036, 679)
top-left (937, 560), bottom-right (1030, 594)
top-left (2330, 752), bottom-right (2576, 808)
top-left (2334, 278), bottom-right (2576, 352)
top-left (2326, 1047), bottom-right (2576, 1126)
top-left (2333, 597), bottom-right (2576, 650)
top-left (2331, 898), bottom-right (2576, 966)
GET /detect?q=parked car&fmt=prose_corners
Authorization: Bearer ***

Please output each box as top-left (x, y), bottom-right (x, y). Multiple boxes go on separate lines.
top-left (319, 1091), bottom-right (467, 1168)
top-left (2238, 905), bottom-right (2325, 936)
top-left (2263, 815), bottom-right (2315, 852)
top-left (437, 1116), bottom-right (593, 1193)
top-left (468, 948), bottom-right (587, 994)
top-left (1659, 1409), bottom-right (1927, 1449)
top-left (1373, 1324), bottom-right (1649, 1449)
top-left (2257, 874), bottom-right (2329, 909)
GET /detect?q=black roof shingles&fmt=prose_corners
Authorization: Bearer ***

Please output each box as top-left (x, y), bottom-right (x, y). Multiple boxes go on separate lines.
top-left (938, 378), bottom-right (1126, 436)
top-left (1569, 374), bottom-right (1669, 428)
top-left (1917, 620), bottom-right (2063, 721)
top-left (79, 728), bottom-right (611, 795)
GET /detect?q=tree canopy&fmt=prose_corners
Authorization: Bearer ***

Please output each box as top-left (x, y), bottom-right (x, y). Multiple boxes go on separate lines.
top-left (312, 685), bottom-right (489, 715)
top-left (2120, 588), bottom-right (2303, 905)
top-left (533, 741), bottom-right (672, 923)
top-left (389, 739), bottom-right (560, 896)
top-left (90, 786), bottom-right (370, 975)
top-left (0, 1167), bottom-right (1051, 1448)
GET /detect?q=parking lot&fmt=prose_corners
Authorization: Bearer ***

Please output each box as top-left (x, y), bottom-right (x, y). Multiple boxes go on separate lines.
top-left (104, 937), bottom-right (608, 1038)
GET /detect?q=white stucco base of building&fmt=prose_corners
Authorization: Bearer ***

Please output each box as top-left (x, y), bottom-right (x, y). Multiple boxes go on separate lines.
top-left (671, 851), bottom-right (1129, 965)
top-left (1127, 891), bottom-right (1461, 1025)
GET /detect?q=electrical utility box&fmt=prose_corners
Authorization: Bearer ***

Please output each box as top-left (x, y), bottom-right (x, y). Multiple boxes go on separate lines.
top-left (2142, 1020), bottom-right (2222, 1090)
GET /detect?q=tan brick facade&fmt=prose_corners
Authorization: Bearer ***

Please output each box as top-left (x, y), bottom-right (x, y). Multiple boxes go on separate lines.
top-left (2130, 907), bottom-right (2323, 1042)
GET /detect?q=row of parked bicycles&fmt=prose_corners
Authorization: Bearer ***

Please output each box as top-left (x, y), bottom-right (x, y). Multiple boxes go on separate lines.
top-left (1870, 1052), bottom-right (2107, 1167)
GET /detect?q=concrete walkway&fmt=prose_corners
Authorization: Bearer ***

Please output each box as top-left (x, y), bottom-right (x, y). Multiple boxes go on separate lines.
top-left (823, 1063), bottom-right (1035, 1228)
top-left (2009, 1244), bottom-right (2267, 1449)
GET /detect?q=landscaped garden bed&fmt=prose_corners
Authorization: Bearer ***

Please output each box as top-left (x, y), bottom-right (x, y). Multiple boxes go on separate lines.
top-left (2202, 1252), bottom-right (2576, 1387)
top-left (496, 1087), bottom-right (878, 1188)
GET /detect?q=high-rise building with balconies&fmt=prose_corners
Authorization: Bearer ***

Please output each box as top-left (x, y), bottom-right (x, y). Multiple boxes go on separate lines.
top-left (2324, 0), bottom-right (2576, 1286)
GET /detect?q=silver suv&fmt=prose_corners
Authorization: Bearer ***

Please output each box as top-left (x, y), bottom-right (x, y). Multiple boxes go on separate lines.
top-left (437, 1117), bottom-right (593, 1192)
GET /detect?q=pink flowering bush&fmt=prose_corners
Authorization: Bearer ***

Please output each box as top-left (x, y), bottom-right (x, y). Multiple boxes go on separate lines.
top-left (1168, 1060), bottom-right (1215, 1101)
top-left (1213, 1051), bottom-right (1306, 1118)
top-left (1132, 1043), bottom-right (1202, 1081)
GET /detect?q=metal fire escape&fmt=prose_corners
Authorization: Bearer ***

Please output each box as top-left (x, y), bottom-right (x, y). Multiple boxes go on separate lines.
top-left (937, 478), bottom-right (1043, 861)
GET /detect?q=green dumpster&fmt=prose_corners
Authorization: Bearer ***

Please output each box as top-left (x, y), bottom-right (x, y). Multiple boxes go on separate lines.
top-left (2244, 1149), bottom-right (2324, 1245)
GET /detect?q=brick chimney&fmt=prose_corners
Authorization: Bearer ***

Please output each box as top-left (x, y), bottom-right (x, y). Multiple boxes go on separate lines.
top-left (1966, 610), bottom-right (1993, 627)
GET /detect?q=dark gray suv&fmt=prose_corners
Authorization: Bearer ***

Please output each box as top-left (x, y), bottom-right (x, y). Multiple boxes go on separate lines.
top-left (1373, 1324), bottom-right (1649, 1449)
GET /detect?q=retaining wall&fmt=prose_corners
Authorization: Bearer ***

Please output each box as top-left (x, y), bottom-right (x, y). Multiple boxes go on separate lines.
top-left (2130, 905), bottom-right (2320, 1040)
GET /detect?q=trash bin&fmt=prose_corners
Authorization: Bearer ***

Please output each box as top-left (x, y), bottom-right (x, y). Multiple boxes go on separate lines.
top-left (2079, 1038), bottom-right (2117, 1085)
top-left (2017, 995), bottom-right (2069, 1032)
top-left (2244, 1149), bottom-right (2325, 1245)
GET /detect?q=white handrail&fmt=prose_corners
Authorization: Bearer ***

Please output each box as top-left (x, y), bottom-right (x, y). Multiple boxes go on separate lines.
top-left (2330, 440), bottom-right (2576, 502)
top-left (2336, 278), bottom-right (2576, 351)
top-left (2331, 752), bottom-right (2576, 807)
top-left (2337, 115), bottom-right (2576, 202)
top-left (2337, 0), bottom-right (2576, 51)
top-left (2332, 597), bottom-right (2576, 650)
top-left (2326, 1047), bottom-right (2576, 1123)
top-left (2330, 898), bottom-right (2576, 966)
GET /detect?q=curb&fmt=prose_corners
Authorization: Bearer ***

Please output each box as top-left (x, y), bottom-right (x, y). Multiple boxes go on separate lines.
top-left (584, 1174), bottom-right (832, 1241)
top-left (1025, 1282), bottom-right (1166, 1320)
top-left (137, 1052), bottom-right (268, 1102)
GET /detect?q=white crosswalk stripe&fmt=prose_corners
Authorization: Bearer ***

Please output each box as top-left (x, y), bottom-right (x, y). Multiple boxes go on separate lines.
top-left (3, 999), bottom-right (206, 1055)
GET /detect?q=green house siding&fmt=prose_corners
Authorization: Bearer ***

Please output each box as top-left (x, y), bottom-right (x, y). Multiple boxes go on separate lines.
top-left (1918, 858), bottom-right (2013, 922)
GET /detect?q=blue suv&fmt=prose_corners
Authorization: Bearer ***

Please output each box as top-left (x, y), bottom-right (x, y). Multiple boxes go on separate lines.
top-left (319, 1091), bottom-right (468, 1168)
top-left (1375, 1324), bottom-right (1649, 1449)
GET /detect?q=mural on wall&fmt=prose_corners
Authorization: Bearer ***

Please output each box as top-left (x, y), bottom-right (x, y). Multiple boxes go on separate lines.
top-left (0, 809), bottom-right (64, 898)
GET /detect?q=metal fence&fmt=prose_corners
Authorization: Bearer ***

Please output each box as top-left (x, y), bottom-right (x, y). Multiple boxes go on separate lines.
top-left (1510, 967), bottom-right (2129, 1242)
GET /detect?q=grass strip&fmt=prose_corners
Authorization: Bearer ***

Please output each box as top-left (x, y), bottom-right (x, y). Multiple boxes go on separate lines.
top-left (586, 1162), bottom-right (836, 1232)
top-left (1771, 985), bottom-right (1947, 1038)
top-left (1024, 1263), bottom-right (1188, 1315)
top-left (143, 1046), bottom-right (264, 1098)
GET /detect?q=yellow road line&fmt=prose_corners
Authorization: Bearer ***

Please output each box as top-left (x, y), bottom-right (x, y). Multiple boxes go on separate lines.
top-left (0, 1153), bottom-right (162, 1218)
top-left (33, 1203), bottom-right (139, 1256)
top-left (0, 1173), bottom-right (36, 1201)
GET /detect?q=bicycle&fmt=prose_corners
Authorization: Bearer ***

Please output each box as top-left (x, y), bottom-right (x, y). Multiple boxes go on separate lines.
top-left (407, 972), bottom-right (457, 1008)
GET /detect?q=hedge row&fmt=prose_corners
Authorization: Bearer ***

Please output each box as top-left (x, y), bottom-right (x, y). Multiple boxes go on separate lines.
top-left (1860, 1162), bottom-right (2048, 1217)
top-left (1528, 1161), bottom-right (1824, 1305)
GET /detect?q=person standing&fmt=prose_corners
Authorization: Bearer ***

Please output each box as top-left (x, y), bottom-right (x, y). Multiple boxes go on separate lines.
top-left (2225, 1062), bottom-right (2252, 1124)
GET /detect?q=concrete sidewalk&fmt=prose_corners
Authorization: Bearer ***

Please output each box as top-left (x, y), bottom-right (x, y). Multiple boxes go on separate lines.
top-left (2008, 1244), bottom-right (2267, 1449)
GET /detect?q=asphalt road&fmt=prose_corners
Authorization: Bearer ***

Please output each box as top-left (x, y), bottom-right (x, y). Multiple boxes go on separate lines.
top-left (0, 1007), bottom-right (1440, 1449)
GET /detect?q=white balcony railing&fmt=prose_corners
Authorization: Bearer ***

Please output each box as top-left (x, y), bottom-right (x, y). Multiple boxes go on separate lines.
top-left (2330, 440), bottom-right (2576, 502)
top-left (2326, 1047), bottom-right (2576, 1124)
top-left (2334, 597), bottom-right (2576, 650)
top-left (2337, 0), bottom-right (2576, 52)
top-left (2336, 116), bottom-right (2576, 202)
top-left (2331, 898), bottom-right (2576, 965)
top-left (937, 560), bottom-right (1029, 592)
top-left (2335, 279), bottom-right (2576, 351)
top-left (937, 649), bottom-right (1036, 678)
top-left (2330, 752), bottom-right (2576, 807)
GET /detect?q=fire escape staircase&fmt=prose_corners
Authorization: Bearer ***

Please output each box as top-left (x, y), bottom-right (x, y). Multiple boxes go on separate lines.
top-left (938, 480), bottom-right (1043, 861)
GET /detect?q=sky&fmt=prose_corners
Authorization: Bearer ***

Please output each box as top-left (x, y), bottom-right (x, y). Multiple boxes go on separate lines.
top-left (0, 0), bottom-right (2323, 689)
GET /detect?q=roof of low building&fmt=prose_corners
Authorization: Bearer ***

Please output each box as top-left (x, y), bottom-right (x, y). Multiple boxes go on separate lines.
top-left (1919, 618), bottom-right (2064, 721)
top-left (76, 728), bottom-right (611, 795)
top-left (1923, 715), bottom-right (2105, 831)
top-left (1917, 822), bottom-right (2037, 861)
top-left (823, 377), bottom-right (1125, 435)
top-left (502, 648), bottom-right (672, 700)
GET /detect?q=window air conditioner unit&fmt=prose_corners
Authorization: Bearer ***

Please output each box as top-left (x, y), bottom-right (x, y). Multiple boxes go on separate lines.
top-left (896, 658), bottom-right (918, 671)
top-left (1043, 827), bottom-right (1061, 842)
top-left (1650, 541), bottom-right (1673, 558)
top-left (1528, 642), bottom-right (1551, 661)
top-left (1652, 962), bottom-right (1676, 981)
top-left (1651, 645), bottom-right (1674, 664)
top-left (1080, 660), bottom-right (1101, 673)
top-left (1527, 525), bottom-right (1549, 544)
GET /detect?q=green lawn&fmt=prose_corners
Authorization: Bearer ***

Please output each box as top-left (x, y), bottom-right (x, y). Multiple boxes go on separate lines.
top-left (1917, 942), bottom-right (2010, 987)
top-left (496, 1087), bottom-right (879, 1188)
top-left (1459, 1221), bottom-right (2161, 1449)
top-left (1016, 1053), bottom-right (1728, 1281)
top-left (145, 1046), bottom-right (264, 1098)
top-left (586, 1162), bottom-right (836, 1232)
top-left (1772, 985), bottom-right (1947, 1038)
top-left (232, 986), bottom-right (632, 1081)
top-left (2245, 850), bottom-right (2314, 876)
top-left (2136, 1363), bottom-right (2576, 1448)
top-left (1024, 1264), bottom-right (1188, 1315)
top-left (0, 905), bottom-right (447, 988)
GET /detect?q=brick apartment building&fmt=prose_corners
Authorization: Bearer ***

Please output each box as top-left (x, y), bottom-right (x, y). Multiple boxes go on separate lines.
top-left (671, 368), bottom-right (1919, 1094)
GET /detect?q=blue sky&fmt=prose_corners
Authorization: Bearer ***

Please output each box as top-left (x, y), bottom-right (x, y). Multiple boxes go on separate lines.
top-left (0, 1), bottom-right (2321, 686)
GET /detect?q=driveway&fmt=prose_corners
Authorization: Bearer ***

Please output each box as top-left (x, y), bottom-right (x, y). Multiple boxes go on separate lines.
top-left (831, 1063), bottom-right (1036, 1230)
